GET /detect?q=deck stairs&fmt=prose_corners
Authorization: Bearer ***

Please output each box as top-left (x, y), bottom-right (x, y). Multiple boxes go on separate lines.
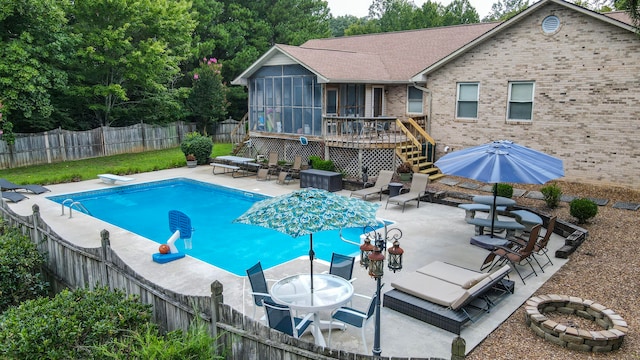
top-left (395, 118), bottom-right (445, 182)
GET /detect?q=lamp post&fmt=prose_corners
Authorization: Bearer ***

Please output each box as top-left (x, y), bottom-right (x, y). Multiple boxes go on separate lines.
top-left (359, 226), bottom-right (403, 357)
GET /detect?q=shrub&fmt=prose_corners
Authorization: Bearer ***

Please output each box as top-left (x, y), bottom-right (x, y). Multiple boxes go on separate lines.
top-left (396, 162), bottom-right (413, 174)
top-left (0, 222), bottom-right (49, 313)
top-left (0, 286), bottom-right (152, 359)
top-left (308, 155), bottom-right (336, 172)
top-left (180, 132), bottom-right (213, 165)
top-left (496, 183), bottom-right (513, 198)
top-left (570, 198), bottom-right (598, 224)
top-left (540, 184), bottom-right (562, 208)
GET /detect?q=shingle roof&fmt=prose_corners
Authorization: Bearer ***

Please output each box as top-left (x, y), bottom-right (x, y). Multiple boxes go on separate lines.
top-left (285, 23), bottom-right (499, 83)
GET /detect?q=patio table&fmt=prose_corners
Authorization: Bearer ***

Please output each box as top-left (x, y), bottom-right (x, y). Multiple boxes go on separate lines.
top-left (271, 273), bottom-right (353, 346)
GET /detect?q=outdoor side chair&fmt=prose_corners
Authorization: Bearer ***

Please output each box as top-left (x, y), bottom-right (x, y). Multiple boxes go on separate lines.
top-left (328, 292), bottom-right (377, 353)
top-left (327, 252), bottom-right (356, 283)
top-left (262, 299), bottom-right (314, 339)
top-left (511, 216), bottom-right (556, 271)
top-left (246, 262), bottom-right (274, 322)
top-left (483, 224), bottom-right (541, 284)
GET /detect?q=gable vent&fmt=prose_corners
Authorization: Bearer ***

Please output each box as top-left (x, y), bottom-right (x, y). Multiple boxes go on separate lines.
top-left (542, 15), bottom-right (560, 33)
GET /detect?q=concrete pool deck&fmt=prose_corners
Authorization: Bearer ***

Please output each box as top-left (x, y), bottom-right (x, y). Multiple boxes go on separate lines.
top-left (5, 166), bottom-right (568, 358)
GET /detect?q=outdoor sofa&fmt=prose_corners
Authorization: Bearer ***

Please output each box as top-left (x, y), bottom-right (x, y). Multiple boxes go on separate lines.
top-left (384, 261), bottom-right (513, 334)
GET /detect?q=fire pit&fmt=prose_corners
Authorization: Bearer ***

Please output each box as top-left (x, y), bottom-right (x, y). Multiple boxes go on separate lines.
top-left (525, 294), bottom-right (627, 352)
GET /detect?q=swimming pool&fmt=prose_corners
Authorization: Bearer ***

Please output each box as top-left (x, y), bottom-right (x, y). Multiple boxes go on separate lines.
top-left (47, 178), bottom-right (380, 276)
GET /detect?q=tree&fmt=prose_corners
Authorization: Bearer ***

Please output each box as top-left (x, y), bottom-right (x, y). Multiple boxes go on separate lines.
top-left (186, 58), bottom-right (229, 134)
top-left (65, 0), bottom-right (196, 127)
top-left (483, 0), bottom-right (530, 22)
top-left (330, 15), bottom-right (361, 37)
top-left (0, 0), bottom-right (72, 132)
top-left (441, 0), bottom-right (480, 26)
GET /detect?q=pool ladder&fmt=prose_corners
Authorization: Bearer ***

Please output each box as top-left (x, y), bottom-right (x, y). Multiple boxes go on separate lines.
top-left (61, 199), bottom-right (91, 218)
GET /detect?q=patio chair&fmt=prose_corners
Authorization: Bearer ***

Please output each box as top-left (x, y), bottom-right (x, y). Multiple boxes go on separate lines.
top-left (266, 152), bottom-right (279, 175)
top-left (256, 168), bottom-right (271, 181)
top-left (385, 173), bottom-right (431, 212)
top-left (328, 292), bottom-right (377, 353)
top-left (326, 253), bottom-right (356, 282)
top-left (262, 299), bottom-right (314, 339)
top-left (289, 155), bottom-right (303, 178)
top-left (276, 171), bottom-right (292, 185)
top-left (2, 191), bottom-right (28, 203)
top-left (350, 170), bottom-right (394, 201)
top-left (483, 224), bottom-right (541, 284)
top-left (511, 216), bottom-right (556, 271)
top-left (0, 178), bottom-right (50, 194)
top-left (246, 262), bottom-right (274, 322)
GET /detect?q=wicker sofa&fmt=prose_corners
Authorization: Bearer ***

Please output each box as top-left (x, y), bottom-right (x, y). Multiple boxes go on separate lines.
top-left (384, 261), bottom-right (513, 334)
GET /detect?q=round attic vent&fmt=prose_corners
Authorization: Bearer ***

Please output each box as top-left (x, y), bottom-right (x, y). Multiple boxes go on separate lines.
top-left (542, 15), bottom-right (560, 34)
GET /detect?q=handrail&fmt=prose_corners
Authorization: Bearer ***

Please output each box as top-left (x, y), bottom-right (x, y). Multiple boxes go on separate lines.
top-left (61, 199), bottom-right (91, 218)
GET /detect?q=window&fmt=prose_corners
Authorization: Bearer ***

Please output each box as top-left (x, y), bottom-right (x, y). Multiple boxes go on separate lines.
top-left (456, 83), bottom-right (479, 118)
top-left (508, 82), bottom-right (535, 121)
top-left (407, 86), bottom-right (423, 113)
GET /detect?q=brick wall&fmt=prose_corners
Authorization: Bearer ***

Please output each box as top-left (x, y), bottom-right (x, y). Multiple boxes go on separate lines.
top-left (425, 4), bottom-right (640, 189)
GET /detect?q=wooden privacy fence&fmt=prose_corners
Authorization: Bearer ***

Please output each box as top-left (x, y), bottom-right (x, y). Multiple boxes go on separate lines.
top-left (0, 121), bottom-right (197, 169)
top-left (0, 202), bottom-right (438, 360)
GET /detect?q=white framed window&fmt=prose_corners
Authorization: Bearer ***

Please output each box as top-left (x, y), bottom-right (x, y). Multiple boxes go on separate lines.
top-left (456, 82), bottom-right (479, 119)
top-left (507, 82), bottom-right (535, 121)
top-left (407, 86), bottom-right (423, 114)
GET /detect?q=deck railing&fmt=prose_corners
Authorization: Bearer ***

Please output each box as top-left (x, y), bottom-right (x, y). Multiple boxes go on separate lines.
top-left (322, 116), bottom-right (408, 149)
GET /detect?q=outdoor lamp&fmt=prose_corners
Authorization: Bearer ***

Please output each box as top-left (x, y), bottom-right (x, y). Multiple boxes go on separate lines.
top-left (359, 235), bottom-right (375, 268)
top-left (367, 245), bottom-right (385, 278)
top-left (387, 240), bottom-right (404, 272)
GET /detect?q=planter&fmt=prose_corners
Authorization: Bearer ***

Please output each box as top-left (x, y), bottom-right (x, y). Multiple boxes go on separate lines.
top-left (186, 160), bottom-right (198, 168)
top-left (399, 172), bottom-right (412, 182)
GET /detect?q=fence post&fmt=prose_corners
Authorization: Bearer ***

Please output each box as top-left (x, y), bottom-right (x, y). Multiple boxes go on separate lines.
top-left (31, 205), bottom-right (40, 244)
top-left (210, 280), bottom-right (223, 339)
top-left (100, 230), bottom-right (111, 287)
top-left (451, 336), bottom-right (466, 360)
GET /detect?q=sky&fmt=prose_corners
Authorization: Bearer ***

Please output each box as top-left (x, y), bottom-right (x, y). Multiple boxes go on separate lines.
top-left (325, 0), bottom-right (493, 20)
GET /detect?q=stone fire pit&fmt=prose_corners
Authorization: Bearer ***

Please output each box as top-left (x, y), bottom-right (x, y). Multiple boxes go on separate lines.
top-left (525, 294), bottom-right (627, 352)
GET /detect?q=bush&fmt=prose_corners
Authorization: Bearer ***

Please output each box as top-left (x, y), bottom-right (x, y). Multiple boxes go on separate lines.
top-left (0, 286), bottom-right (152, 359)
top-left (541, 184), bottom-right (562, 208)
top-left (308, 155), bottom-right (336, 172)
top-left (496, 183), bottom-right (513, 198)
top-left (0, 222), bottom-right (49, 313)
top-left (570, 198), bottom-right (598, 224)
top-left (180, 132), bottom-right (213, 165)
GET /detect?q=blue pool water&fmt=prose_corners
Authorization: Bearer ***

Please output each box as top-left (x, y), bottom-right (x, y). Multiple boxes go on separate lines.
top-left (47, 178), bottom-right (379, 276)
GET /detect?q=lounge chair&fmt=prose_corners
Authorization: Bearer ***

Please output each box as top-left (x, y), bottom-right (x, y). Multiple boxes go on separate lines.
top-left (262, 299), bottom-right (314, 339)
top-left (0, 178), bottom-right (50, 194)
top-left (1, 191), bottom-right (28, 203)
top-left (266, 151), bottom-right (279, 175)
top-left (276, 171), bottom-right (292, 185)
top-left (256, 168), bottom-right (271, 181)
top-left (511, 216), bottom-right (556, 270)
top-left (385, 173), bottom-right (431, 212)
top-left (289, 155), bottom-right (302, 178)
top-left (350, 170), bottom-right (394, 201)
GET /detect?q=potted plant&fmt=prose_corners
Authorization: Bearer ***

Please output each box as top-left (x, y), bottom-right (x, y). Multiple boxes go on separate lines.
top-left (186, 154), bottom-right (197, 168)
top-left (396, 162), bottom-right (413, 181)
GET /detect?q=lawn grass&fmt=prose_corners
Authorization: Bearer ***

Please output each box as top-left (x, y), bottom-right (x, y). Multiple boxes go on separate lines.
top-left (1, 144), bottom-right (233, 185)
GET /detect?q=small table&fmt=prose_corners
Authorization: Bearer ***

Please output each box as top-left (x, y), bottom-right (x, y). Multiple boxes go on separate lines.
top-left (271, 273), bottom-right (354, 346)
top-left (388, 182), bottom-right (403, 197)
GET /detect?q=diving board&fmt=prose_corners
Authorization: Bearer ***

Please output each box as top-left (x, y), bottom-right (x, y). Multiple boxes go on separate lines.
top-left (98, 174), bottom-right (135, 184)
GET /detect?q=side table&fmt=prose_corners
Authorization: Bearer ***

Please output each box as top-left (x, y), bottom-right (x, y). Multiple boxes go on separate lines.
top-left (388, 182), bottom-right (403, 197)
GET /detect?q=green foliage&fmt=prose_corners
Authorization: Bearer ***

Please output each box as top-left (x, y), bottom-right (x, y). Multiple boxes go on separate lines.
top-left (187, 58), bottom-right (229, 133)
top-left (483, 0), bottom-right (529, 22)
top-left (308, 155), bottom-right (336, 171)
top-left (180, 132), bottom-right (214, 165)
top-left (496, 183), bottom-right (513, 198)
top-left (0, 102), bottom-right (15, 145)
top-left (540, 184), bottom-right (562, 209)
top-left (396, 162), bottom-right (413, 173)
top-left (0, 286), bottom-right (152, 359)
top-left (0, 144), bottom-right (233, 185)
top-left (93, 316), bottom-right (224, 359)
top-left (570, 198), bottom-right (598, 224)
top-left (0, 223), bottom-right (49, 313)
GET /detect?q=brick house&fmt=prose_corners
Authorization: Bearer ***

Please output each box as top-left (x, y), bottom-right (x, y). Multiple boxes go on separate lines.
top-left (232, 0), bottom-right (639, 189)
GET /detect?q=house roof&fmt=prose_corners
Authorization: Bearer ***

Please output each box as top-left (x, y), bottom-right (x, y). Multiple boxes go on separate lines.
top-left (232, 0), bottom-right (637, 86)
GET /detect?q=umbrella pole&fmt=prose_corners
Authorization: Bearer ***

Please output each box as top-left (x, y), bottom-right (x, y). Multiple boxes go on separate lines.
top-left (491, 184), bottom-right (497, 238)
top-left (309, 234), bottom-right (314, 292)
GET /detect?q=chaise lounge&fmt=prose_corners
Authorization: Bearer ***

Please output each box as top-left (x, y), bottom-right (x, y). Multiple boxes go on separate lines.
top-left (0, 178), bottom-right (50, 194)
top-left (384, 261), bottom-right (513, 334)
top-left (350, 170), bottom-right (394, 201)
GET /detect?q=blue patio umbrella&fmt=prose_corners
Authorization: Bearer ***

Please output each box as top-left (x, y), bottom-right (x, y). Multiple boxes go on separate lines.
top-left (434, 140), bottom-right (564, 235)
top-left (233, 188), bottom-right (379, 291)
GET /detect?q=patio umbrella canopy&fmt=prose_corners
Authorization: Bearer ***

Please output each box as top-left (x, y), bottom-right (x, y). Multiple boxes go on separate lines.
top-left (434, 140), bottom-right (564, 235)
top-left (233, 188), bottom-right (380, 290)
